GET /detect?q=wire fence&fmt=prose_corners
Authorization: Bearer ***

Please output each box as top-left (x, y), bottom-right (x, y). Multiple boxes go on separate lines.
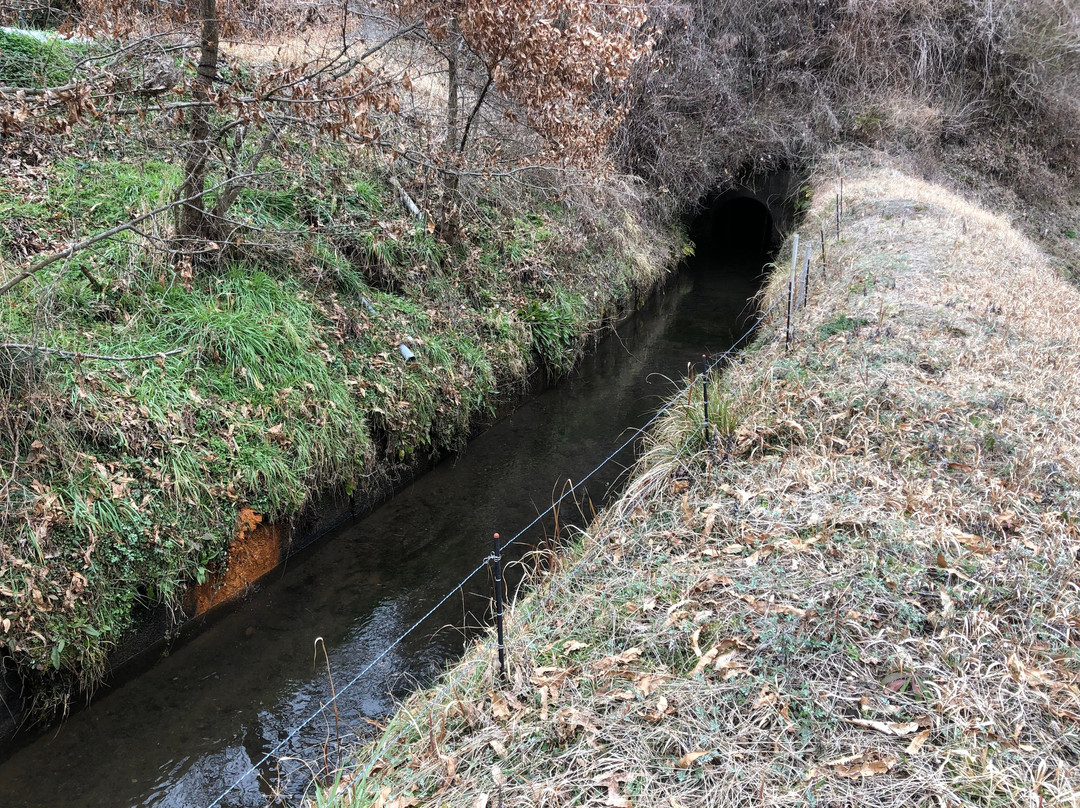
top-left (204, 189), bottom-right (843, 808)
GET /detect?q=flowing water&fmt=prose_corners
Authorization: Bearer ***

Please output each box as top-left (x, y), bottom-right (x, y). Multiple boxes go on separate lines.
top-left (0, 249), bottom-right (766, 807)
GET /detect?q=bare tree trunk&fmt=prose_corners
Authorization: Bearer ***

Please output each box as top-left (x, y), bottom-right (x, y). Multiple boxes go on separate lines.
top-left (445, 22), bottom-right (460, 154)
top-left (440, 20), bottom-right (462, 242)
top-left (178, 0), bottom-right (219, 244)
top-left (211, 121), bottom-right (282, 224)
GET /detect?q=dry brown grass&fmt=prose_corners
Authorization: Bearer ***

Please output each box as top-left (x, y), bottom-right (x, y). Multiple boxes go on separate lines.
top-left (311, 162), bottom-right (1080, 808)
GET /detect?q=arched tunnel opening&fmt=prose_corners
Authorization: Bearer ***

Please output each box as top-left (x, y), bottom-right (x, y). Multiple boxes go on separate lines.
top-left (688, 191), bottom-right (779, 260)
top-left (669, 188), bottom-right (786, 350)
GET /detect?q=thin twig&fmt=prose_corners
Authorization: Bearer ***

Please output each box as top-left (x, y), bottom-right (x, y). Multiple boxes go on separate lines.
top-left (0, 344), bottom-right (188, 362)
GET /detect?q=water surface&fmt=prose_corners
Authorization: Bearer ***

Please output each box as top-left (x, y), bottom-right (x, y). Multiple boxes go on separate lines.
top-left (0, 252), bottom-right (764, 807)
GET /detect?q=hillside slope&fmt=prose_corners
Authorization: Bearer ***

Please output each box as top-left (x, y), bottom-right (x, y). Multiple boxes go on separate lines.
top-left (0, 25), bottom-right (676, 720)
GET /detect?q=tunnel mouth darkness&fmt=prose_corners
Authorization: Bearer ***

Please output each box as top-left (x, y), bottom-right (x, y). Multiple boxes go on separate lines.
top-left (687, 191), bottom-right (779, 261)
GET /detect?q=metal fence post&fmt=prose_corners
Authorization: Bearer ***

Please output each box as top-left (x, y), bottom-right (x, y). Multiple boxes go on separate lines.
top-left (702, 354), bottom-right (710, 445)
top-left (492, 533), bottom-right (507, 684)
top-left (786, 234), bottom-right (798, 346)
top-left (820, 225), bottom-right (826, 279)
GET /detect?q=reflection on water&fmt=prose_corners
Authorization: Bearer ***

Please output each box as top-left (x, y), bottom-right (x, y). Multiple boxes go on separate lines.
top-left (0, 253), bottom-right (765, 807)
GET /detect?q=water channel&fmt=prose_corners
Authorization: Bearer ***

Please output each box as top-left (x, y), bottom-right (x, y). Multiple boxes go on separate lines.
top-left (0, 202), bottom-right (773, 807)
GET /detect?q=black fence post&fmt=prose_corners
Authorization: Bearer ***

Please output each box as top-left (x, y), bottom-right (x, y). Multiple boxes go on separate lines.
top-left (820, 225), bottom-right (826, 279)
top-left (786, 234), bottom-right (798, 347)
top-left (802, 245), bottom-right (811, 308)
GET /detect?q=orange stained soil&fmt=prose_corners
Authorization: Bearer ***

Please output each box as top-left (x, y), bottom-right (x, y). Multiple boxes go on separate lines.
top-left (187, 508), bottom-right (285, 616)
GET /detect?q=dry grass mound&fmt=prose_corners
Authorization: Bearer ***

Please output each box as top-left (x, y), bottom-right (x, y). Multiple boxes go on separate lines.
top-left (312, 163), bottom-right (1080, 807)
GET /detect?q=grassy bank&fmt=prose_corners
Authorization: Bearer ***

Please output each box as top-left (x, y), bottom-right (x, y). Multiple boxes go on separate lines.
top-left (0, 31), bottom-right (678, 716)
top-left (314, 162), bottom-right (1080, 807)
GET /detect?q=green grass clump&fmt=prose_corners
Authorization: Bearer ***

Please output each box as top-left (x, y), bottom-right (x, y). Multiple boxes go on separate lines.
top-left (818, 313), bottom-right (869, 338)
top-left (519, 289), bottom-right (586, 375)
top-left (0, 94), bottom-right (675, 717)
top-left (0, 29), bottom-right (84, 88)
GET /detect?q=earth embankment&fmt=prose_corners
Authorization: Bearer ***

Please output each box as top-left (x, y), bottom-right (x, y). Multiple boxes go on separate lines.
top-left (316, 161), bottom-right (1080, 808)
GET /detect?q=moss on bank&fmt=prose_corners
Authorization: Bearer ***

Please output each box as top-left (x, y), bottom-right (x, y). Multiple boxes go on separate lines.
top-left (312, 163), bottom-right (1080, 807)
top-left (0, 117), bottom-right (678, 715)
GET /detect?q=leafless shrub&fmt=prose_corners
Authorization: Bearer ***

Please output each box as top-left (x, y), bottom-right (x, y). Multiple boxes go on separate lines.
top-left (617, 0), bottom-right (1080, 219)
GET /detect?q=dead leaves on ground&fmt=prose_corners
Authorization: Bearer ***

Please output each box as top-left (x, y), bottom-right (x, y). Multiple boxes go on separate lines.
top-left (689, 635), bottom-right (752, 679)
top-left (818, 751), bottom-right (900, 779)
top-left (1007, 652), bottom-right (1080, 722)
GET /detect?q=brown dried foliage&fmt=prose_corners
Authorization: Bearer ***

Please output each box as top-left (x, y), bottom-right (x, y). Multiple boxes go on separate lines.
top-left (394, 0), bottom-right (652, 166)
top-left (616, 0), bottom-right (1080, 222)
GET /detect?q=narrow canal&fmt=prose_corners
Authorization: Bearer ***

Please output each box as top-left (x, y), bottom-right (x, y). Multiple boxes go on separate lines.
top-left (0, 198), bottom-right (774, 807)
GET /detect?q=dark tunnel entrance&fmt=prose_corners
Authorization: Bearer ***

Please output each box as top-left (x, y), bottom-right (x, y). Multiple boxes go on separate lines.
top-left (688, 191), bottom-right (779, 259)
top-left (670, 188), bottom-right (785, 351)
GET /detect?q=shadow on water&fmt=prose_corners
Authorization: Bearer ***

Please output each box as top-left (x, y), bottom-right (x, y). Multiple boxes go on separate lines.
top-left (0, 196), bottom-right (776, 808)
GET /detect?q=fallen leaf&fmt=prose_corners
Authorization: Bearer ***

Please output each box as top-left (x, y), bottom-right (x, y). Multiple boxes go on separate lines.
top-left (740, 594), bottom-right (806, 618)
top-left (826, 752), bottom-right (898, 779)
top-left (955, 531), bottom-right (991, 553)
top-left (689, 572), bottom-right (734, 594)
top-left (595, 647), bottom-right (642, 673)
top-left (702, 512), bottom-right (717, 538)
top-left (844, 718), bottom-right (921, 736)
top-left (681, 493), bottom-right (694, 521)
top-left (644, 695), bottom-right (675, 722)
top-left (881, 671), bottom-right (923, 696)
top-left (554, 707), bottom-right (597, 741)
top-left (752, 686), bottom-right (777, 709)
top-left (561, 640), bottom-right (589, 654)
top-left (905, 729), bottom-right (931, 755)
top-left (690, 626), bottom-right (703, 657)
top-left (593, 773), bottom-right (634, 807)
top-left (677, 750), bottom-right (710, 768)
top-left (690, 646), bottom-right (719, 676)
top-left (530, 666), bottom-right (570, 686)
top-left (491, 692), bottom-right (510, 720)
top-left (1007, 652), bottom-right (1056, 687)
top-left (938, 586), bottom-right (955, 620)
top-left (713, 650), bottom-right (747, 678)
top-left (632, 673), bottom-right (669, 696)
